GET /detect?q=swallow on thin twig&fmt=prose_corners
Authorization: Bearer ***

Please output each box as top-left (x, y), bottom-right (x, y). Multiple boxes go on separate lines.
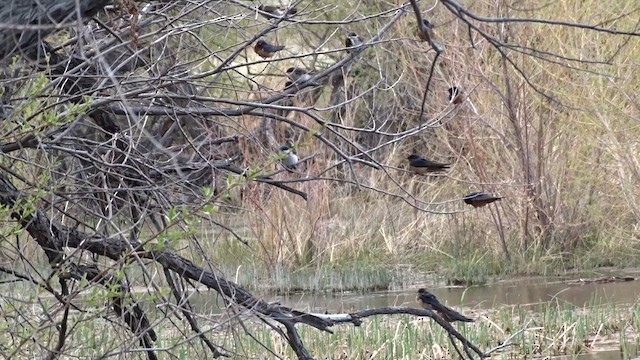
top-left (286, 67), bottom-right (321, 87)
top-left (407, 154), bottom-right (451, 174)
top-left (278, 144), bottom-right (298, 170)
top-left (254, 39), bottom-right (285, 58)
top-left (417, 18), bottom-right (435, 42)
top-left (257, 5), bottom-right (297, 20)
top-left (345, 32), bottom-right (363, 53)
top-left (463, 192), bottom-right (503, 208)
top-left (416, 288), bottom-right (474, 323)
top-left (448, 86), bottom-right (463, 104)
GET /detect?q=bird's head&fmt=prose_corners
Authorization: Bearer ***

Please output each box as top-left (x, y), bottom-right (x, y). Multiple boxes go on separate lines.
top-left (285, 67), bottom-right (299, 78)
top-left (417, 288), bottom-right (427, 294)
top-left (407, 154), bottom-right (420, 161)
top-left (256, 39), bottom-right (266, 47)
top-left (348, 32), bottom-right (358, 37)
top-left (278, 144), bottom-right (292, 151)
top-left (286, 67), bottom-right (307, 77)
top-left (422, 19), bottom-right (435, 29)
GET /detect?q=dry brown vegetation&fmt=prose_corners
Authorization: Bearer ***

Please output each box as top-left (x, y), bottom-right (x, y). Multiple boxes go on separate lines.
top-left (217, 1), bottom-right (640, 278)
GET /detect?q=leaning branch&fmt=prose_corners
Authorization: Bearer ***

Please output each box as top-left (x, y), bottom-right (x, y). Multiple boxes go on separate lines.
top-left (0, 170), bottom-right (330, 358)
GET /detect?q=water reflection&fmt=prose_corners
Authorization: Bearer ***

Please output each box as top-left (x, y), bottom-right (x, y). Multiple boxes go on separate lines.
top-left (190, 271), bottom-right (640, 317)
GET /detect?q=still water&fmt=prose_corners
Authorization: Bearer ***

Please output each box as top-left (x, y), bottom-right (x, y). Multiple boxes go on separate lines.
top-left (275, 274), bottom-right (640, 314)
top-left (190, 270), bottom-right (640, 359)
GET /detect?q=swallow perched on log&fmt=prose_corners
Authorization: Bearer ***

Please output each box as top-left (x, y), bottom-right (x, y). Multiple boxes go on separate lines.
top-left (416, 288), bottom-right (474, 323)
top-left (417, 18), bottom-right (435, 42)
top-left (448, 86), bottom-right (463, 104)
top-left (257, 5), bottom-right (297, 20)
top-left (463, 192), bottom-right (503, 208)
top-left (254, 39), bottom-right (285, 58)
top-left (407, 154), bottom-right (451, 174)
top-left (286, 67), bottom-right (321, 87)
top-left (278, 144), bottom-right (298, 170)
top-left (345, 32), bottom-right (363, 53)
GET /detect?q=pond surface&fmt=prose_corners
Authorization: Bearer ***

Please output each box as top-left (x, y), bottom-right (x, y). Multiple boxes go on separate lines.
top-left (260, 269), bottom-right (640, 314)
top-left (189, 269), bottom-right (640, 359)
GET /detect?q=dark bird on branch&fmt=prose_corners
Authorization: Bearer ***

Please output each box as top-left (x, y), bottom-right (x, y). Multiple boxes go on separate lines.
top-left (463, 192), bottom-right (503, 208)
top-left (278, 144), bottom-right (298, 170)
top-left (417, 19), bottom-right (435, 42)
top-left (286, 67), bottom-right (321, 87)
top-left (416, 288), bottom-right (474, 323)
top-left (407, 154), bottom-right (451, 174)
top-left (448, 86), bottom-right (464, 104)
top-left (345, 32), bottom-right (363, 53)
top-left (254, 39), bottom-right (285, 58)
top-left (257, 5), bottom-right (297, 20)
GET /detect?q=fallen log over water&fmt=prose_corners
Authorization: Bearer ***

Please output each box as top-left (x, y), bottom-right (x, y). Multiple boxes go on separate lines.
top-left (566, 276), bottom-right (635, 285)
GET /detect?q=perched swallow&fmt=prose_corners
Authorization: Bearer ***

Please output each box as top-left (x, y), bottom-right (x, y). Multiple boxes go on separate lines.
top-left (278, 144), bottom-right (298, 170)
top-left (286, 67), bottom-right (321, 87)
top-left (448, 86), bottom-right (463, 104)
top-left (254, 39), bottom-right (285, 59)
top-left (417, 19), bottom-right (435, 42)
top-left (463, 192), bottom-right (503, 208)
top-left (416, 288), bottom-right (474, 323)
top-left (257, 5), bottom-right (297, 20)
top-left (345, 32), bottom-right (363, 53)
top-left (407, 154), bottom-right (451, 174)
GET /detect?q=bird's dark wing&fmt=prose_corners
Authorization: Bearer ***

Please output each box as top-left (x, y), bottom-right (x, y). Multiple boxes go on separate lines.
top-left (442, 305), bottom-right (475, 322)
top-left (464, 192), bottom-right (482, 200)
top-left (473, 193), bottom-right (496, 201)
top-left (412, 158), bottom-right (449, 168)
top-left (263, 43), bottom-right (285, 52)
top-left (418, 292), bottom-right (442, 307)
top-left (410, 158), bottom-right (433, 167)
top-left (421, 294), bottom-right (474, 322)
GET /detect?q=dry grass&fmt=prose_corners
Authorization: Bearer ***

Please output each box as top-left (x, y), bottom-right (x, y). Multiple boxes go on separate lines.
top-left (199, 0), bottom-right (640, 284)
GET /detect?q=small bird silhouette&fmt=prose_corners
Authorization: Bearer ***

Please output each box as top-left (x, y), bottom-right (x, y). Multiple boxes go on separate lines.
top-left (407, 154), bottom-right (450, 174)
top-left (448, 86), bottom-right (463, 104)
top-left (463, 192), bottom-right (503, 208)
top-left (345, 32), bottom-right (363, 53)
top-left (254, 39), bottom-right (285, 58)
top-left (278, 144), bottom-right (298, 170)
top-left (257, 5), bottom-right (297, 20)
top-left (286, 67), bottom-right (321, 87)
top-left (416, 288), bottom-right (474, 323)
top-left (417, 19), bottom-right (435, 42)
